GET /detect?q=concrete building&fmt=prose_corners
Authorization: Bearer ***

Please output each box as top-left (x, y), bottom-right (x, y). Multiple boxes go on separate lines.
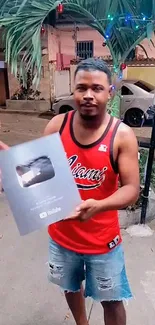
top-left (0, 19), bottom-right (155, 106)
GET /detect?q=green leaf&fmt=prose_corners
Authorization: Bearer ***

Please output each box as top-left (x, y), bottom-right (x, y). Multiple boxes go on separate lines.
top-left (0, 0), bottom-right (154, 86)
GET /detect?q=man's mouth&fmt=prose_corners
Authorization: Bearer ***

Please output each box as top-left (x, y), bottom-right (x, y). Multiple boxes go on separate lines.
top-left (80, 103), bottom-right (97, 108)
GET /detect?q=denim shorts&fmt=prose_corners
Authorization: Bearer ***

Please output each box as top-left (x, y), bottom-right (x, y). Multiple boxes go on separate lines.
top-left (48, 237), bottom-right (132, 302)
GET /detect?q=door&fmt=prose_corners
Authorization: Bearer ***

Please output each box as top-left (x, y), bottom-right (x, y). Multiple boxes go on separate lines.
top-left (120, 85), bottom-right (134, 118)
top-left (0, 67), bottom-right (9, 106)
top-left (0, 70), bottom-right (6, 106)
top-left (55, 70), bottom-right (70, 98)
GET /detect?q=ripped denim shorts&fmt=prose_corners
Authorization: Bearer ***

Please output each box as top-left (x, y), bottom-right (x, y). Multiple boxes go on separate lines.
top-left (48, 237), bottom-right (132, 302)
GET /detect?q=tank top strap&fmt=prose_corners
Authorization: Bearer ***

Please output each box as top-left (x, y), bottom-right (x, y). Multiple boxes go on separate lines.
top-left (59, 111), bottom-right (74, 135)
top-left (102, 117), bottom-right (121, 143)
top-left (108, 118), bottom-right (122, 173)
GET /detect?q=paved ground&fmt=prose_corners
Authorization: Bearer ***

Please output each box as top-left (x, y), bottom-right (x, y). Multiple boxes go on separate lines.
top-left (0, 112), bottom-right (152, 146)
top-left (0, 194), bottom-right (155, 325)
top-left (0, 113), bottom-right (48, 146)
top-left (0, 112), bottom-right (155, 324)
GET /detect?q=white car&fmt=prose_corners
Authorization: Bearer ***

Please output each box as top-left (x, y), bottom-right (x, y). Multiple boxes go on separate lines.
top-left (53, 80), bottom-right (155, 127)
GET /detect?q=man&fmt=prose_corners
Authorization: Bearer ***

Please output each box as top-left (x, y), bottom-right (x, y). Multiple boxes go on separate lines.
top-left (44, 58), bottom-right (139, 325)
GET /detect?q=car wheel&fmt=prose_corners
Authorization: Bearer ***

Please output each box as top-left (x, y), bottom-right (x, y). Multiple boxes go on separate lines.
top-left (59, 105), bottom-right (73, 114)
top-left (124, 108), bottom-right (145, 127)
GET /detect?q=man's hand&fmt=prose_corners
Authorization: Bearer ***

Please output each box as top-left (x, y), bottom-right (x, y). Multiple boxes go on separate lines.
top-left (0, 141), bottom-right (9, 150)
top-left (66, 199), bottom-right (102, 222)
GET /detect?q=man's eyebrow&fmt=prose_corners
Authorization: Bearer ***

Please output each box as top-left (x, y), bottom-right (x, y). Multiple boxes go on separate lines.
top-left (76, 83), bottom-right (104, 87)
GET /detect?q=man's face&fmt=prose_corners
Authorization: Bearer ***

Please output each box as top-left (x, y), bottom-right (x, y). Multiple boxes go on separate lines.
top-left (74, 70), bottom-right (112, 119)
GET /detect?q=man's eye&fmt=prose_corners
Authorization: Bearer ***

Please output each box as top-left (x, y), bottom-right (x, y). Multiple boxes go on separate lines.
top-left (77, 86), bottom-right (85, 92)
top-left (93, 86), bottom-right (104, 92)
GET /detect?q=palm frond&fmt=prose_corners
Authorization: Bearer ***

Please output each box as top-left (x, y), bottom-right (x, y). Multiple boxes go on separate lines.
top-left (0, 0), bottom-right (60, 85)
top-left (0, 0), bottom-right (154, 86)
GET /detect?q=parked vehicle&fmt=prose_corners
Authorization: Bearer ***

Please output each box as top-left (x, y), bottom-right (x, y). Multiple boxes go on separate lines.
top-left (127, 79), bottom-right (155, 94)
top-left (53, 80), bottom-right (155, 127)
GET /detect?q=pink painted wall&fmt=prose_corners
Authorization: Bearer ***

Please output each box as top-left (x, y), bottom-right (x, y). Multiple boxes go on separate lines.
top-left (48, 25), bottom-right (111, 68)
top-left (48, 25), bottom-right (155, 68)
top-left (137, 36), bottom-right (155, 59)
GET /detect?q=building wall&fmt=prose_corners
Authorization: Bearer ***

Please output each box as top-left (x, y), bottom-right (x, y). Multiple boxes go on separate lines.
top-left (137, 37), bottom-right (155, 59)
top-left (48, 25), bottom-right (111, 66)
top-left (2, 26), bottom-right (155, 103)
top-left (48, 25), bottom-right (155, 65)
top-left (127, 66), bottom-right (155, 87)
top-left (8, 70), bottom-right (19, 98)
top-left (8, 54), bottom-right (50, 100)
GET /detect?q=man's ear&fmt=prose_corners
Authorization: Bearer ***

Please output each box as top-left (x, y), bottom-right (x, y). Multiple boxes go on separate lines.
top-left (108, 85), bottom-right (113, 99)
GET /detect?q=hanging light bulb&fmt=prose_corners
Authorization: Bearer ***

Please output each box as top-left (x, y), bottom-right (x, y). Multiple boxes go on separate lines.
top-left (41, 26), bottom-right (45, 35)
top-left (57, 3), bottom-right (64, 14)
top-left (120, 63), bottom-right (127, 70)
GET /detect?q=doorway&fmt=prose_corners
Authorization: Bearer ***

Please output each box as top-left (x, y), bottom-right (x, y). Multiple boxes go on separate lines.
top-left (0, 67), bottom-right (9, 106)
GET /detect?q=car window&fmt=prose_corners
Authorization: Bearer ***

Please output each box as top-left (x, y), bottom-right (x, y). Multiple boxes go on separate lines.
top-left (121, 86), bottom-right (133, 96)
top-left (134, 81), bottom-right (153, 92)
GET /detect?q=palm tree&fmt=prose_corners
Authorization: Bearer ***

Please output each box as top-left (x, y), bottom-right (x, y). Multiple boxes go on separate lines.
top-left (0, 0), bottom-right (154, 116)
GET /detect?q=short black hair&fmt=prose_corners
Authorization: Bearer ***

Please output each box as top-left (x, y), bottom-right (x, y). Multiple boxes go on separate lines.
top-left (74, 58), bottom-right (112, 84)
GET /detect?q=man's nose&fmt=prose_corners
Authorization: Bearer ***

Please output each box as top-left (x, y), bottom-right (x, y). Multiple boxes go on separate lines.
top-left (83, 89), bottom-right (94, 100)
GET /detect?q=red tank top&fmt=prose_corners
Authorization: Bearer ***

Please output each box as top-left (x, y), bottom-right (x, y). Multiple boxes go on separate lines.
top-left (48, 111), bottom-right (122, 254)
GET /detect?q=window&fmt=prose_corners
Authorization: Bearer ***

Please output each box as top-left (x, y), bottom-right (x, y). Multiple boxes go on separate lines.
top-left (134, 81), bottom-right (154, 93)
top-left (77, 41), bottom-right (94, 59)
top-left (121, 86), bottom-right (133, 96)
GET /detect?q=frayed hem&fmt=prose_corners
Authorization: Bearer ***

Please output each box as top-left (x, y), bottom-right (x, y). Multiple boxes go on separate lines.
top-left (64, 289), bottom-right (81, 294)
top-left (48, 278), bottom-right (81, 294)
top-left (85, 294), bottom-right (133, 303)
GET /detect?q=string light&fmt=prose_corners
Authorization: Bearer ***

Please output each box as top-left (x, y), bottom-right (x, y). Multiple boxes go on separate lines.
top-left (114, 66), bottom-right (118, 73)
top-left (120, 63), bottom-right (127, 70)
top-left (40, 25), bottom-right (45, 34)
top-left (104, 12), bottom-right (152, 40)
top-left (57, 3), bottom-right (64, 14)
top-left (100, 13), bottom-right (152, 23)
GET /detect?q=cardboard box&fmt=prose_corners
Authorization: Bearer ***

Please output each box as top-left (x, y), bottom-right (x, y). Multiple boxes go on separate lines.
top-left (0, 133), bottom-right (81, 235)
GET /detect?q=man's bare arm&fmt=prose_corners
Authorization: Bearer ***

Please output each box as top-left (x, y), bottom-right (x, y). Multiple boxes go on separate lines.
top-left (98, 124), bottom-right (140, 211)
top-left (44, 114), bottom-right (65, 136)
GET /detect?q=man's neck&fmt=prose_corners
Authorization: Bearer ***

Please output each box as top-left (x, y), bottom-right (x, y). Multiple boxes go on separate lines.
top-left (76, 111), bottom-right (109, 129)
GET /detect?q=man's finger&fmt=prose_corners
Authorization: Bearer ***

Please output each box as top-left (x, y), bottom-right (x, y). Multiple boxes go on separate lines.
top-left (0, 141), bottom-right (9, 150)
top-left (65, 211), bottom-right (81, 220)
top-left (79, 211), bottom-right (91, 222)
top-left (76, 201), bottom-right (90, 212)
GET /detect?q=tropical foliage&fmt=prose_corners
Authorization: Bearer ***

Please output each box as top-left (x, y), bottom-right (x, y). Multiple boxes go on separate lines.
top-left (0, 0), bottom-right (154, 86)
